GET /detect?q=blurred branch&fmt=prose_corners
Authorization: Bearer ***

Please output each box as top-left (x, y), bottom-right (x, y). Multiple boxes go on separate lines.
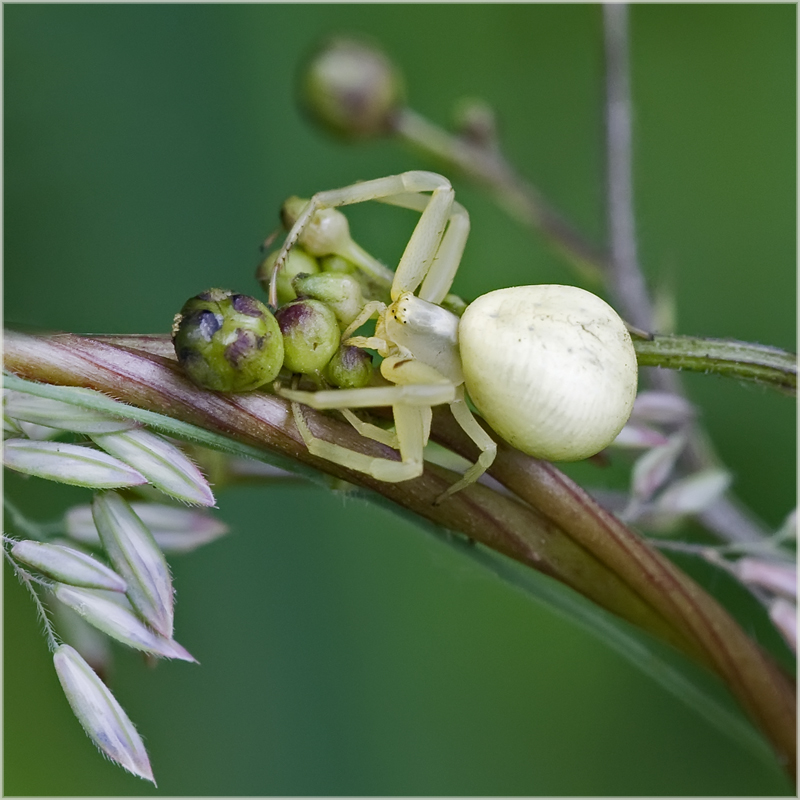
top-left (392, 108), bottom-right (608, 284)
top-left (603, 3), bottom-right (654, 331)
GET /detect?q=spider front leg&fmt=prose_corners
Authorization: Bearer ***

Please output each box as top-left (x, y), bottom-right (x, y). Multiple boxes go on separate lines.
top-left (270, 171), bottom-right (469, 306)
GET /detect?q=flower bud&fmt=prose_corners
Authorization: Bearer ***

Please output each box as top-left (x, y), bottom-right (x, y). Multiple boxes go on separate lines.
top-left (323, 344), bottom-right (373, 389)
top-left (769, 598), bottom-right (797, 653)
top-left (300, 36), bottom-right (405, 140)
top-left (292, 272), bottom-right (365, 328)
top-left (280, 198), bottom-right (353, 258)
top-left (275, 298), bottom-right (340, 375)
top-left (630, 391), bottom-right (696, 426)
top-left (630, 433), bottom-right (686, 504)
top-left (256, 246), bottom-right (320, 305)
top-left (320, 253), bottom-right (357, 274)
top-left (3, 391), bottom-right (139, 435)
top-left (65, 502), bottom-right (229, 554)
top-left (53, 584), bottom-right (194, 662)
top-left (611, 423), bottom-right (670, 450)
top-left (654, 468), bottom-right (731, 517)
top-left (736, 558), bottom-right (797, 600)
top-left (172, 289), bottom-right (284, 393)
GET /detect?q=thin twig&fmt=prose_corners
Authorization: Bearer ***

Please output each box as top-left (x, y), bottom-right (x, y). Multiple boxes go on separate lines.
top-left (393, 108), bottom-right (608, 284)
top-left (599, 5), bottom-right (779, 548)
top-left (603, 3), bottom-right (654, 331)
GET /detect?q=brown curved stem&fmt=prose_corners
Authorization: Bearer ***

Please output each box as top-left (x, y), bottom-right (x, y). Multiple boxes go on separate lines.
top-left (4, 329), bottom-right (796, 775)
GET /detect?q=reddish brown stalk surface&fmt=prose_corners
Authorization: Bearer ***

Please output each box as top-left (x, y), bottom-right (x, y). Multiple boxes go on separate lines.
top-left (4, 329), bottom-right (796, 774)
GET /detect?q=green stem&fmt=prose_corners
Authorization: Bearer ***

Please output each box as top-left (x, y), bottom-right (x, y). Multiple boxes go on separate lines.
top-left (633, 334), bottom-right (797, 396)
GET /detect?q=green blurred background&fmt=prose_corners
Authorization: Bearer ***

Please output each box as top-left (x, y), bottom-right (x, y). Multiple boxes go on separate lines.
top-left (4, 4), bottom-right (795, 795)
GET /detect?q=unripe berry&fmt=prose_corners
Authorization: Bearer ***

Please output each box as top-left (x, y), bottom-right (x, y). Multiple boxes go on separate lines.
top-left (275, 298), bottom-right (340, 375)
top-left (256, 246), bottom-right (320, 305)
top-left (280, 197), bottom-right (352, 258)
top-left (324, 345), bottom-right (373, 389)
top-left (300, 37), bottom-right (405, 140)
top-left (292, 272), bottom-right (365, 329)
top-left (320, 254), bottom-right (357, 274)
top-left (172, 289), bottom-right (283, 392)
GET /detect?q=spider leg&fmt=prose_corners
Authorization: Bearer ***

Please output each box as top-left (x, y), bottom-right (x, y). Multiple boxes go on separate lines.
top-left (274, 172), bottom-right (468, 304)
top-left (341, 300), bottom-right (385, 339)
top-left (340, 409), bottom-right (399, 450)
top-left (276, 383), bottom-right (455, 410)
top-left (434, 386), bottom-right (498, 504)
top-left (290, 400), bottom-right (428, 483)
top-left (377, 192), bottom-right (470, 305)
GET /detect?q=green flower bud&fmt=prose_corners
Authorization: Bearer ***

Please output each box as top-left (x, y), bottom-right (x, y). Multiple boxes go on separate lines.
top-left (323, 344), bottom-right (373, 389)
top-left (452, 97), bottom-right (498, 149)
top-left (300, 36), bottom-right (405, 140)
top-left (275, 298), bottom-right (340, 375)
top-left (172, 289), bottom-right (284, 392)
top-left (280, 197), bottom-right (353, 258)
top-left (292, 272), bottom-right (365, 329)
top-left (320, 253), bottom-right (357, 274)
top-left (320, 253), bottom-right (391, 304)
top-left (256, 246), bottom-right (320, 305)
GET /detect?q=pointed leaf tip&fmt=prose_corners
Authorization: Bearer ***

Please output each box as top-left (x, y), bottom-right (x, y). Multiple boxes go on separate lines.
top-left (3, 439), bottom-right (147, 488)
top-left (53, 644), bottom-right (155, 784)
top-left (90, 429), bottom-right (215, 506)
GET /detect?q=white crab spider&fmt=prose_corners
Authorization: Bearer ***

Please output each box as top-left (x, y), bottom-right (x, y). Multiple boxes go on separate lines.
top-left (271, 171), bottom-right (638, 500)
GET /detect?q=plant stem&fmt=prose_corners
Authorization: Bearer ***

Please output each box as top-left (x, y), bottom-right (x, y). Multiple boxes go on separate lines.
top-left (3, 329), bottom-right (795, 775)
top-left (632, 334), bottom-right (797, 395)
top-left (603, 4), bottom-right (655, 332)
top-left (430, 409), bottom-right (796, 777)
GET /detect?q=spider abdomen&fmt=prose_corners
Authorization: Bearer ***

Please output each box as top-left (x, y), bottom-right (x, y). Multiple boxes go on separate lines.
top-left (458, 285), bottom-right (638, 461)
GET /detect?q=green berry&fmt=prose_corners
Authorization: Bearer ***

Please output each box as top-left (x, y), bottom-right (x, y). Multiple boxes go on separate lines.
top-left (300, 37), bottom-right (405, 140)
top-left (256, 246), bottom-right (320, 305)
top-left (323, 345), bottom-right (373, 389)
top-left (320, 254), bottom-right (357, 274)
top-left (292, 272), bottom-right (365, 329)
top-left (320, 253), bottom-right (390, 304)
top-left (172, 289), bottom-right (284, 392)
top-left (275, 298), bottom-right (340, 375)
top-left (280, 197), bottom-right (353, 258)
